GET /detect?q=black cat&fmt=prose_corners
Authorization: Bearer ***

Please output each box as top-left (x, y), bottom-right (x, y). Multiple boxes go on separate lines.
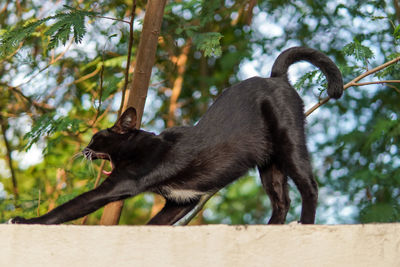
top-left (10, 47), bottom-right (343, 225)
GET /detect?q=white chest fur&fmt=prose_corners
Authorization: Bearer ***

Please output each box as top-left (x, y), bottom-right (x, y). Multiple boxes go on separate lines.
top-left (159, 187), bottom-right (203, 203)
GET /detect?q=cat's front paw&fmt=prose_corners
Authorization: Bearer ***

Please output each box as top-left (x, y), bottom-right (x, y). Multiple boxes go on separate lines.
top-left (8, 216), bottom-right (28, 224)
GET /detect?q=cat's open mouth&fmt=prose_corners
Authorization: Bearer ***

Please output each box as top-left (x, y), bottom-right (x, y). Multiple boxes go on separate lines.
top-left (101, 161), bottom-right (114, 176)
top-left (82, 148), bottom-right (114, 176)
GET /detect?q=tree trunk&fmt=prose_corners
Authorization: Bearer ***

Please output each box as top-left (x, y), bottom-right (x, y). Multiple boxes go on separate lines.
top-left (100, 0), bottom-right (167, 225)
top-left (0, 117), bottom-right (19, 201)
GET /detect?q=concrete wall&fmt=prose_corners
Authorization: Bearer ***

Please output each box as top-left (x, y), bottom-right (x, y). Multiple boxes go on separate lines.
top-left (1, 224), bottom-right (399, 267)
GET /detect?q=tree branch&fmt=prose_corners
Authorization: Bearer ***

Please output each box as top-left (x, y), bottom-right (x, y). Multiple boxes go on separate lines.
top-left (349, 80), bottom-right (400, 86)
top-left (118, 0), bottom-right (137, 118)
top-left (0, 0), bottom-right (9, 15)
top-left (15, 39), bottom-right (74, 88)
top-left (0, 42), bottom-right (23, 64)
top-left (393, 0), bottom-right (400, 24)
top-left (305, 56), bottom-right (400, 116)
top-left (0, 83), bottom-right (54, 112)
top-left (0, 116), bottom-right (19, 202)
top-left (167, 39), bottom-right (192, 127)
top-left (175, 190), bottom-right (217, 226)
top-left (95, 15), bottom-right (131, 25)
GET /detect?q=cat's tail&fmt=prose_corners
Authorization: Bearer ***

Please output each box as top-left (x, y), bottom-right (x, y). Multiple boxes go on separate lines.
top-left (270, 47), bottom-right (343, 99)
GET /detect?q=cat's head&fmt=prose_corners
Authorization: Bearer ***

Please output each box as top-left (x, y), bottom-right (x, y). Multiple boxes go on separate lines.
top-left (82, 107), bottom-right (138, 172)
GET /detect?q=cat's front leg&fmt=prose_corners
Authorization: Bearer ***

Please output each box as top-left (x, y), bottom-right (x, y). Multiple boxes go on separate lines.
top-left (8, 216), bottom-right (30, 224)
top-left (9, 173), bottom-right (139, 224)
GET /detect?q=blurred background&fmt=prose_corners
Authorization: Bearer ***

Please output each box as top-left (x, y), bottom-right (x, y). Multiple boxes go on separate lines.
top-left (0, 0), bottom-right (399, 225)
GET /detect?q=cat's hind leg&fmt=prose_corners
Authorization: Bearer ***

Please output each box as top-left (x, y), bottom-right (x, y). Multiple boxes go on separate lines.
top-left (274, 134), bottom-right (318, 224)
top-left (147, 198), bottom-right (199, 225)
top-left (283, 145), bottom-right (317, 224)
top-left (258, 164), bottom-right (290, 224)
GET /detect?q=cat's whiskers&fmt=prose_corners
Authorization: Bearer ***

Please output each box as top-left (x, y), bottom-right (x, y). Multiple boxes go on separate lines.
top-left (83, 156), bottom-right (95, 176)
top-left (73, 152), bottom-right (82, 159)
top-left (71, 152), bottom-right (84, 162)
top-left (78, 149), bottom-right (96, 176)
top-left (79, 156), bottom-right (87, 166)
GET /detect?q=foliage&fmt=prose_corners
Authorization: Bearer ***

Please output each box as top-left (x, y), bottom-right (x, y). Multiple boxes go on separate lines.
top-left (24, 113), bottom-right (82, 151)
top-left (0, 0), bottom-right (399, 225)
top-left (0, 6), bottom-right (98, 58)
top-left (193, 32), bottom-right (223, 57)
top-left (342, 38), bottom-right (374, 64)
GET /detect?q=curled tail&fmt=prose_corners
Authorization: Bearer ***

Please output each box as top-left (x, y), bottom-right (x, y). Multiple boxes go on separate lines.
top-left (271, 47), bottom-right (343, 99)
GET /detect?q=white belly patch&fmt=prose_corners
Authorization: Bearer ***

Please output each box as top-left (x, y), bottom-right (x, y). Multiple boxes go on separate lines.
top-left (161, 187), bottom-right (203, 203)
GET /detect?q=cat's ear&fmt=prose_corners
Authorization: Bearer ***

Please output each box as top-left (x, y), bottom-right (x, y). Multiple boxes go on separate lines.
top-left (112, 107), bottom-right (137, 134)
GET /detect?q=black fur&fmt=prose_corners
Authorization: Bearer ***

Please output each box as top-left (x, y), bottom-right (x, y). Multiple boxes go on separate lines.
top-left (11, 47), bottom-right (343, 225)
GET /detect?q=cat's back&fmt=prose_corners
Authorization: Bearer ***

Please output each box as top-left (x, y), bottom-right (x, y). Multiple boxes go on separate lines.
top-left (194, 77), bottom-right (274, 132)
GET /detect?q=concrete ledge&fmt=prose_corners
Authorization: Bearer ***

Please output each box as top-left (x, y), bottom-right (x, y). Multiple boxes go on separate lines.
top-left (1, 224), bottom-right (399, 267)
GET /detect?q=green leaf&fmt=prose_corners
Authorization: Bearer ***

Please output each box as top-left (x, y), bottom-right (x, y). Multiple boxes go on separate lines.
top-left (175, 28), bottom-right (183, 35)
top-left (394, 24), bottom-right (400, 39)
top-left (193, 32), bottom-right (223, 57)
top-left (102, 76), bottom-right (123, 101)
top-left (0, 19), bottom-right (47, 58)
top-left (370, 16), bottom-right (386, 21)
top-left (24, 113), bottom-right (83, 151)
top-left (359, 203), bottom-right (400, 223)
top-left (343, 38), bottom-right (374, 63)
top-left (103, 56), bottom-right (126, 68)
top-left (374, 52), bottom-right (400, 78)
top-left (294, 70), bottom-right (319, 91)
top-left (45, 6), bottom-right (97, 49)
top-left (0, 5), bottom-right (98, 58)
